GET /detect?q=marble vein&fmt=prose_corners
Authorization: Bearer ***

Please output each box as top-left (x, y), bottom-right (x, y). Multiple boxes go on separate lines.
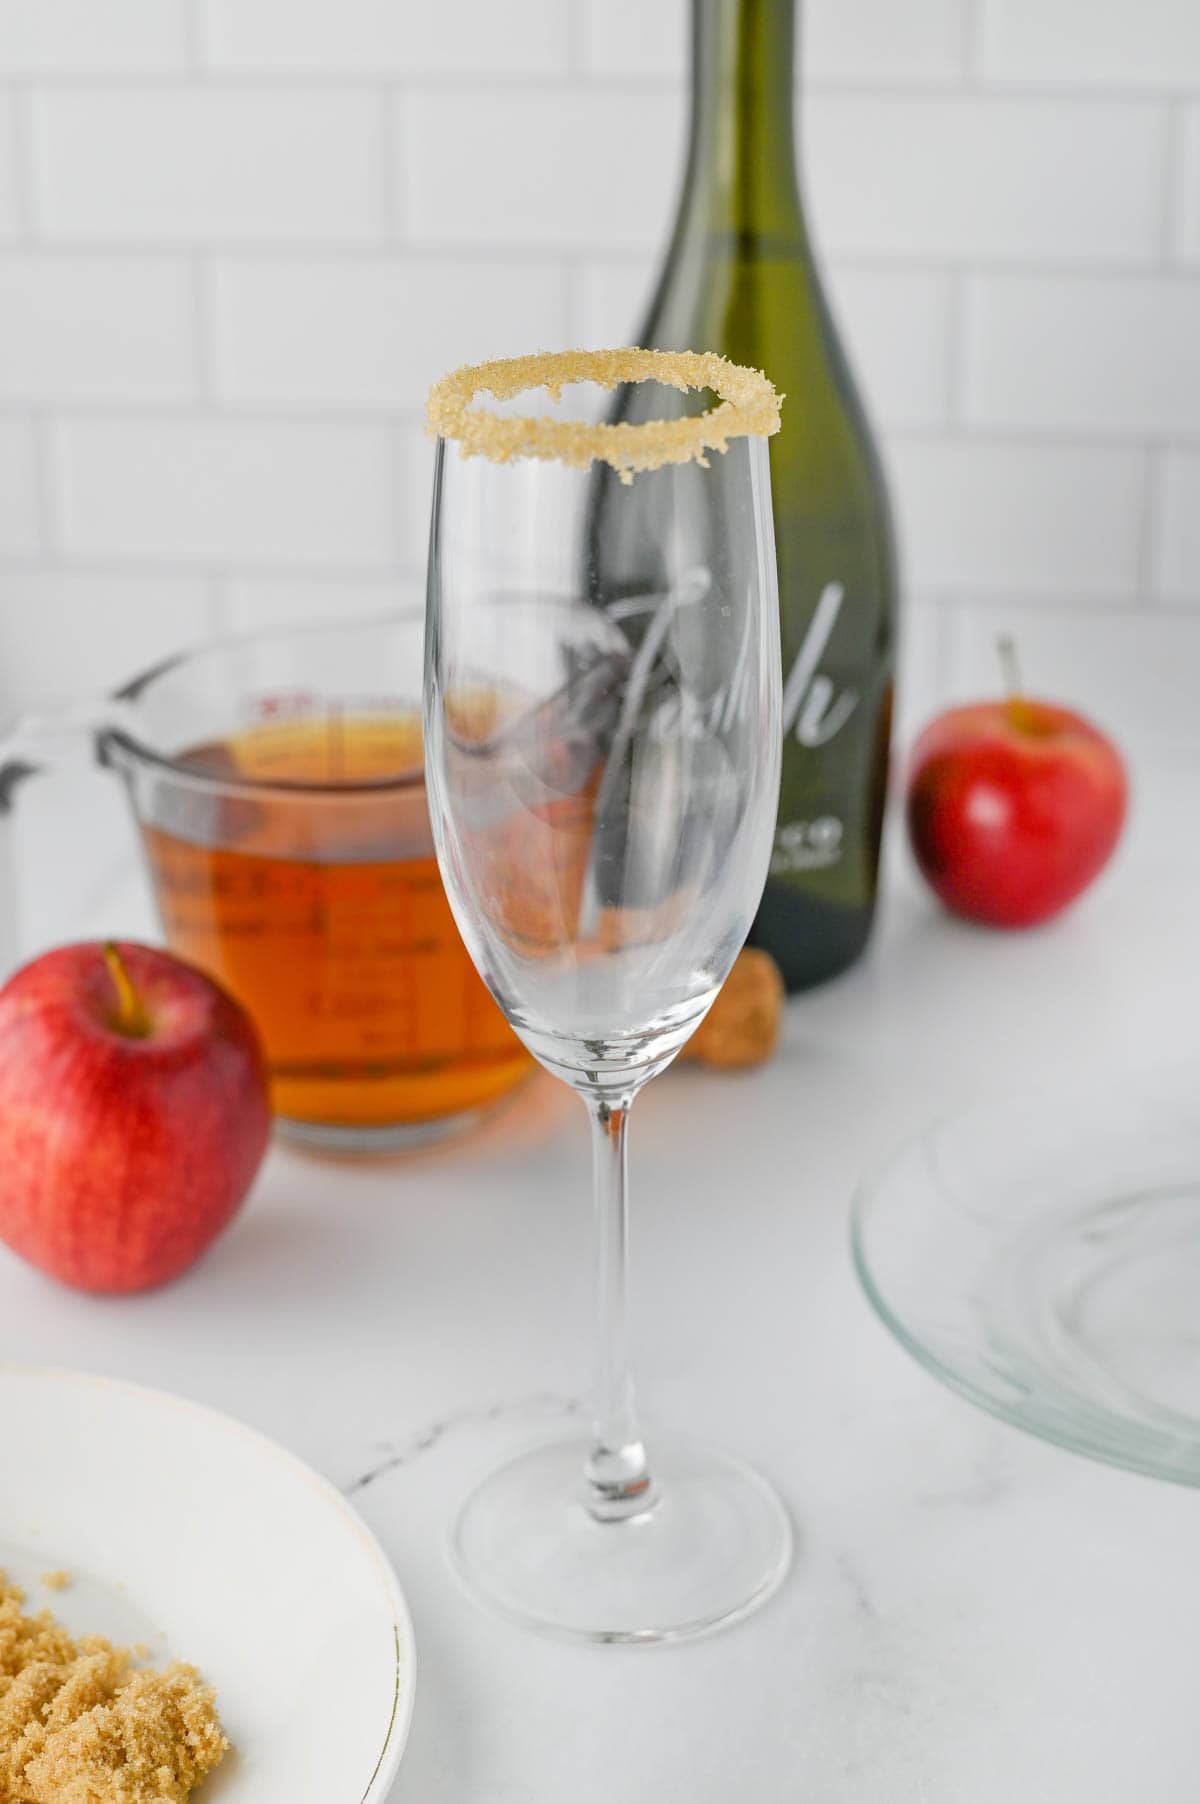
top-left (344, 1391), bottom-right (583, 1496)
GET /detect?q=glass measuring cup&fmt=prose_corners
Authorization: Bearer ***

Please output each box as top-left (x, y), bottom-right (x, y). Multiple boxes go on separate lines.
top-left (0, 615), bottom-right (531, 1152)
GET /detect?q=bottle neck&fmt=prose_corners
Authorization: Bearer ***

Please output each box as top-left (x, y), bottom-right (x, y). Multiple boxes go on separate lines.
top-left (680, 0), bottom-right (805, 244)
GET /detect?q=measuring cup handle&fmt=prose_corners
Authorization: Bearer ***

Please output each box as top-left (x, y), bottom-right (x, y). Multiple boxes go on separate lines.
top-left (0, 700), bottom-right (125, 976)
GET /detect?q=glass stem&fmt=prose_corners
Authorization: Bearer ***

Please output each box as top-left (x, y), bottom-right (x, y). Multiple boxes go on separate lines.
top-left (583, 1096), bottom-right (656, 1523)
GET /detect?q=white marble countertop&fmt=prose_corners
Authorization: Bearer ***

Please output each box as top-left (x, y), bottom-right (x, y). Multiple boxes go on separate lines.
top-left (3, 745), bottom-right (1200, 1802)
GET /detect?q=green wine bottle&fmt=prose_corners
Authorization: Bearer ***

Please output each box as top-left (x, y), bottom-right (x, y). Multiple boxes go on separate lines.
top-left (638, 0), bottom-right (898, 990)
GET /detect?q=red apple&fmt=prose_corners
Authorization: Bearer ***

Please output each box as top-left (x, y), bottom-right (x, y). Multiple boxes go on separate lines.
top-left (907, 693), bottom-right (1128, 928)
top-left (0, 941), bottom-right (270, 1293)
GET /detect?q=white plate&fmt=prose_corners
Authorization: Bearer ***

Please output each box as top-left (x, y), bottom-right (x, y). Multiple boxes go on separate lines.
top-left (0, 1365), bottom-right (415, 1801)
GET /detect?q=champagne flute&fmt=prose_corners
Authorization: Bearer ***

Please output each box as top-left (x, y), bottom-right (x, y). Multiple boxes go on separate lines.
top-left (424, 348), bottom-right (791, 1642)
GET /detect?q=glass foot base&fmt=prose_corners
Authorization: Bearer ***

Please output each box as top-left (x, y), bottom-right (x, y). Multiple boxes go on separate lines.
top-left (275, 1105), bottom-right (489, 1156)
top-left (451, 1434), bottom-right (793, 1644)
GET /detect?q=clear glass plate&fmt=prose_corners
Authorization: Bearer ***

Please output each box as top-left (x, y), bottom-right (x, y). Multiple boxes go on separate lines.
top-left (852, 1065), bottom-right (1200, 1487)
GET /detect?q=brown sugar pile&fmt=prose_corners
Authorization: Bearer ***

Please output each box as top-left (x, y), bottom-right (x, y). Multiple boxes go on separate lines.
top-left (0, 1575), bottom-right (227, 1803)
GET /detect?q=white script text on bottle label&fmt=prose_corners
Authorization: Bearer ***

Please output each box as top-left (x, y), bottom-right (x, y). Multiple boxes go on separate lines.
top-left (781, 582), bottom-right (858, 748)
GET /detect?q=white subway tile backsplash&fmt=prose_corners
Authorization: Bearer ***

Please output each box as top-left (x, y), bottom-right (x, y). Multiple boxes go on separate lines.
top-left (573, 258), bottom-right (655, 346)
top-left (405, 95), bottom-right (1118, 286)
top-left (939, 601), bottom-right (1200, 753)
top-left (0, 0), bottom-right (186, 73)
top-left (212, 258), bottom-right (569, 413)
top-left (580, 0), bottom-right (683, 77)
top-left (896, 599), bottom-right (951, 744)
top-left (0, 0), bottom-right (1192, 748)
top-left (891, 439), bottom-right (1143, 599)
top-left (32, 90), bottom-right (387, 245)
top-left (575, 260), bottom-right (952, 428)
top-left (981, 0), bottom-right (1200, 89)
top-left (0, 421), bottom-right (38, 556)
top-left (202, 0), bottom-right (567, 75)
top-left (967, 274), bottom-right (1200, 435)
top-left (222, 574), bottom-right (423, 635)
top-left (401, 90), bottom-right (684, 249)
top-left (0, 572), bottom-right (211, 716)
top-left (807, 0), bottom-right (968, 84)
top-left (0, 256), bottom-right (195, 404)
top-left (581, 0), bottom-right (968, 84)
top-left (52, 420), bottom-right (394, 567)
top-left (805, 97), bottom-right (1164, 263)
top-left (395, 423), bottom-right (435, 569)
top-left (826, 268), bottom-right (953, 428)
top-left (1154, 453), bottom-right (1200, 605)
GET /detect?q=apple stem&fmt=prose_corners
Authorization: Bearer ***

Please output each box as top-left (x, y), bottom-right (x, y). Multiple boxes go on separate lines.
top-left (103, 942), bottom-right (152, 1040)
top-left (997, 633), bottom-right (1032, 733)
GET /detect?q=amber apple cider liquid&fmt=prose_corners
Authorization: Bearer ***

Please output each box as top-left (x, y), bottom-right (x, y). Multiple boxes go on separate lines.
top-left (140, 713), bottom-right (530, 1133)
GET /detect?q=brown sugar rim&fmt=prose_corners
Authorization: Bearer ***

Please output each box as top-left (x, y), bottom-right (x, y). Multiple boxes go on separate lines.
top-left (426, 347), bottom-right (782, 483)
